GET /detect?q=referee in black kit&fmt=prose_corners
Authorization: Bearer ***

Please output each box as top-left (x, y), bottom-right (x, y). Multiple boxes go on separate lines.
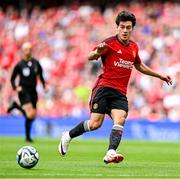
top-left (7, 42), bottom-right (46, 142)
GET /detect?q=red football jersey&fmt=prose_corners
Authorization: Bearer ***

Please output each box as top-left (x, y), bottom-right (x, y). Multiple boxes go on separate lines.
top-left (93, 35), bottom-right (142, 96)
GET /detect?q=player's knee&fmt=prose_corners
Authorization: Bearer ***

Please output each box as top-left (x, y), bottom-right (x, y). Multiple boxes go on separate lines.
top-left (26, 110), bottom-right (36, 119)
top-left (30, 110), bottom-right (36, 119)
top-left (115, 116), bottom-right (126, 126)
top-left (89, 121), bottom-right (102, 130)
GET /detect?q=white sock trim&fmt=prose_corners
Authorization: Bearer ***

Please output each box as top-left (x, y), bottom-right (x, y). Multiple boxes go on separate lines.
top-left (83, 120), bottom-right (90, 131)
top-left (112, 124), bottom-right (123, 131)
top-left (87, 120), bottom-right (90, 131)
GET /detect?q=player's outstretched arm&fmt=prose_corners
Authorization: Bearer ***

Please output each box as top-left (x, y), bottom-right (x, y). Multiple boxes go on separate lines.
top-left (88, 42), bottom-right (108, 61)
top-left (134, 62), bottom-right (172, 85)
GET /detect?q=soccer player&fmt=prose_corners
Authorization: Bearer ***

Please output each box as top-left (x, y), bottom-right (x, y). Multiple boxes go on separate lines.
top-left (7, 42), bottom-right (46, 142)
top-left (58, 11), bottom-right (172, 163)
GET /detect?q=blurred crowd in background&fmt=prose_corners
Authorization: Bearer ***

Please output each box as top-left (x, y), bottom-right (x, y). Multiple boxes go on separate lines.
top-left (0, 1), bottom-right (180, 121)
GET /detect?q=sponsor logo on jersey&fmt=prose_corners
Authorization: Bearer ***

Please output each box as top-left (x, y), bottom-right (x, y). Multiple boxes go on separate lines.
top-left (114, 58), bottom-right (134, 69)
top-left (22, 68), bottom-right (30, 76)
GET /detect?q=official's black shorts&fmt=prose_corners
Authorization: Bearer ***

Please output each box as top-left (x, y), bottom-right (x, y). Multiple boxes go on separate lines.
top-left (18, 89), bottom-right (38, 108)
top-left (89, 86), bottom-right (128, 115)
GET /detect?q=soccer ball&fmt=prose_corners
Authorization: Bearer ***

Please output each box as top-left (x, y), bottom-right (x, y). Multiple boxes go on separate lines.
top-left (16, 146), bottom-right (39, 169)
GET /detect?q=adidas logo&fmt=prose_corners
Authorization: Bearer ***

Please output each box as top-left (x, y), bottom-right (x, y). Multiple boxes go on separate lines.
top-left (117, 49), bottom-right (122, 54)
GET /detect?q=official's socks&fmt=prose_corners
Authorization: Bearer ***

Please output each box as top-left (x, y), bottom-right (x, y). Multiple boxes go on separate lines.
top-left (25, 118), bottom-right (34, 142)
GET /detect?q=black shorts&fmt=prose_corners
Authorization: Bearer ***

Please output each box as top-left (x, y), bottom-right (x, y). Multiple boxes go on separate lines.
top-left (89, 86), bottom-right (128, 115)
top-left (18, 89), bottom-right (38, 108)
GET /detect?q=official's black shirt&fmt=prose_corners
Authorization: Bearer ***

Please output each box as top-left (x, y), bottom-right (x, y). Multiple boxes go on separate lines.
top-left (10, 58), bottom-right (45, 92)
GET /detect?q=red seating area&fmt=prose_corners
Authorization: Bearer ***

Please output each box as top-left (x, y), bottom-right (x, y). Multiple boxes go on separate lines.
top-left (0, 2), bottom-right (180, 120)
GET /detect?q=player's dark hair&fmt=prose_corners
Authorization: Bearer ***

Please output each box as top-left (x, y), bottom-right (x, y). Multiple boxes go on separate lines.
top-left (115, 11), bottom-right (136, 28)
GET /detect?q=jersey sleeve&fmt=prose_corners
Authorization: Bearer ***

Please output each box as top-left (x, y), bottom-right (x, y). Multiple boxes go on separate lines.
top-left (10, 64), bottom-right (20, 90)
top-left (37, 61), bottom-right (46, 89)
top-left (134, 53), bottom-right (142, 64)
top-left (134, 45), bottom-right (142, 64)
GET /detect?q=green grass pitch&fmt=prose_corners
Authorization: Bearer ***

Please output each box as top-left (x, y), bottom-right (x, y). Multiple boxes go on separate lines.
top-left (0, 137), bottom-right (180, 179)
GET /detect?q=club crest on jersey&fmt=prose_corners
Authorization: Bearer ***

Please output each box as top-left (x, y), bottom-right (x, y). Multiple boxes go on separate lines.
top-left (117, 49), bottom-right (122, 54)
top-left (28, 61), bottom-right (32, 67)
top-left (93, 103), bottom-right (98, 110)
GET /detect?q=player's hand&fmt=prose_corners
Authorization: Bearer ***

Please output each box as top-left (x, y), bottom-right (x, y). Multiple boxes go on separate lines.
top-left (96, 42), bottom-right (107, 53)
top-left (159, 75), bottom-right (172, 85)
top-left (16, 86), bottom-right (22, 92)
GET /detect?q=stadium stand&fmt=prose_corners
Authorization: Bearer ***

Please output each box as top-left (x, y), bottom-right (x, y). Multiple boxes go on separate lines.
top-left (0, 1), bottom-right (179, 121)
